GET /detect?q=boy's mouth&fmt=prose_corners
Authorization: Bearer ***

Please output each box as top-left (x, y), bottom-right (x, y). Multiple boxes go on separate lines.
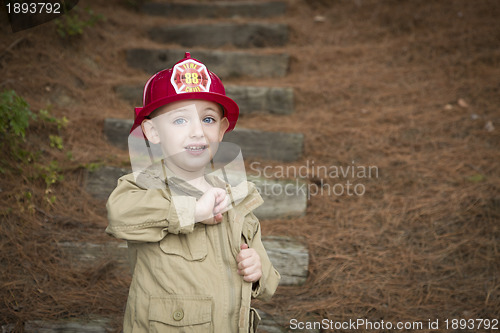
top-left (184, 144), bottom-right (208, 152)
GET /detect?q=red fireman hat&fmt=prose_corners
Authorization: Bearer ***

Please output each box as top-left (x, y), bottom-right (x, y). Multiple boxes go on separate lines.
top-left (131, 52), bottom-right (239, 134)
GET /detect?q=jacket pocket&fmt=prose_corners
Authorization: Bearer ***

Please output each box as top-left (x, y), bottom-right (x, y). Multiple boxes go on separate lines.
top-left (149, 295), bottom-right (212, 333)
top-left (159, 224), bottom-right (207, 261)
top-left (249, 308), bottom-right (261, 333)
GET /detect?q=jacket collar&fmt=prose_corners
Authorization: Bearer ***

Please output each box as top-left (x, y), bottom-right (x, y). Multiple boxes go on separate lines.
top-left (134, 160), bottom-right (263, 213)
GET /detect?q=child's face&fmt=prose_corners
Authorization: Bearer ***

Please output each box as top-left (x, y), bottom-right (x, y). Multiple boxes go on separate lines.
top-left (141, 99), bottom-right (229, 174)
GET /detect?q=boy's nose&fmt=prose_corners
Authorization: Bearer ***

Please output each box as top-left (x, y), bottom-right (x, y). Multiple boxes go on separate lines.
top-left (189, 118), bottom-right (205, 138)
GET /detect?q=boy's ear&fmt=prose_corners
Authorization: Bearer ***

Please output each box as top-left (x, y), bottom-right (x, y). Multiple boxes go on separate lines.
top-left (218, 117), bottom-right (229, 141)
top-left (141, 119), bottom-right (160, 144)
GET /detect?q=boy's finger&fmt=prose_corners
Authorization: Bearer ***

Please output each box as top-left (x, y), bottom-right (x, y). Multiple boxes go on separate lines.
top-left (201, 215), bottom-right (221, 225)
top-left (242, 273), bottom-right (255, 282)
top-left (213, 195), bottom-right (228, 213)
top-left (213, 191), bottom-right (222, 204)
top-left (237, 256), bottom-right (257, 270)
top-left (214, 213), bottom-right (223, 222)
top-left (214, 189), bottom-right (227, 203)
top-left (243, 272), bottom-right (262, 283)
top-left (237, 245), bottom-right (253, 261)
top-left (220, 195), bottom-right (231, 212)
top-left (238, 265), bottom-right (255, 276)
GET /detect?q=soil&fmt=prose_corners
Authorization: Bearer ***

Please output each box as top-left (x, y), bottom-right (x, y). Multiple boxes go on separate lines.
top-left (1, 0), bottom-right (499, 332)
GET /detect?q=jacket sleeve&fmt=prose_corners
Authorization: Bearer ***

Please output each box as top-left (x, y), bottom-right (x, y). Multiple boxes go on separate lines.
top-left (248, 213), bottom-right (281, 301)
top-left (106, 173), bottom-right (196, 242)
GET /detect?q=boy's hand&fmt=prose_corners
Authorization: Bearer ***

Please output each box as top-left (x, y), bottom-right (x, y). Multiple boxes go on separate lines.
top-left (195, 187), bottom-right (229, 225)
top-left (236, 244), bottom-right (262, 283)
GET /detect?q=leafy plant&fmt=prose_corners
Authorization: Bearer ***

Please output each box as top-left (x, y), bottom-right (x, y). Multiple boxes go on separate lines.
top-left (37, 161), bottom-right (64, 188)
top-left (49, 135), bottom-right (64, 150)
top-left (0, 90), bottom-right (36, 140)
top-left (55, 7), bottom-right (104, 39)
top-left (39, 109), bottom-right (68, 130)
top-left (1, 90), bottom-right (70, 205)
top-left (84, 162), bottom-right (103, 172)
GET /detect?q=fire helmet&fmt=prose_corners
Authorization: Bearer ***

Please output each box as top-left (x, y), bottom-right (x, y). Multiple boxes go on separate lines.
top-left (130, 52), bottom-right (239, 134)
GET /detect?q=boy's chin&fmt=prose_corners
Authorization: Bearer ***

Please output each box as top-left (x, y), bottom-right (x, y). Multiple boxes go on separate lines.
top-left (173, 156), bottom-right (212, 174)
top-left (164, 144), bottom-right (220, 174)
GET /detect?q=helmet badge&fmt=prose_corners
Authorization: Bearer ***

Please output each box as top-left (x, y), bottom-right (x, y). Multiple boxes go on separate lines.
top-left (171, 59), bottom-right (211, 94)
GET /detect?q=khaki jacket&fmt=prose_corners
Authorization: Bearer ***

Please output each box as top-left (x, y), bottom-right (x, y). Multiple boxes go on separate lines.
top-left (106, 170), bottom-right (280, 333)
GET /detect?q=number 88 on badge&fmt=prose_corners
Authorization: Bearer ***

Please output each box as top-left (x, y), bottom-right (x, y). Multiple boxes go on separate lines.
top-left (171, 58), bottom-right (211, 93)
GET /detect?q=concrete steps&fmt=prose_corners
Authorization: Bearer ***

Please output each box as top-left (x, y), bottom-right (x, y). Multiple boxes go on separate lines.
top-left (3, 312), bottom-right (319, 333)
top-left (115, 84), bottom-right (294, 115)
top-left (126, 48), bottom-right (289, 78)
top-left (86, 166), bottom-right (307, 219)
top-left (103, 118), bottom-right (303, 162)
top-left (55, 237), bottom-right (307, 331)
top-left (149, 23), bottom-right (288, 48)
top-left (3, 1), bottom-right (313, 332)
top-left (59, 236), bottom-right (308, 286)
top-left (141, 1), bottom-right (287, 19)
top-left (83, 1), bottom-right (308, 332)
top-left (2, 318), bottom-right (112, 333)
top-left (224, 128), bottom-right (303, 162)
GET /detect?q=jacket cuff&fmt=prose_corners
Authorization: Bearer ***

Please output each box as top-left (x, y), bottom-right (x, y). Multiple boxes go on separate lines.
top-left (167, 196), bottom-right (197, 234)
top-left (252, 267), bottom-right (281, 301)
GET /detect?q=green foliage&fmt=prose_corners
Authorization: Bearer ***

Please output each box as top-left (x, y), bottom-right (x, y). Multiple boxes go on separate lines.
top-left (0, 90), bottom-right (36, 139)
top-left (467, 173), bottom-right (486, 182)
top-left (37, 161), bottom-right (64, 188)
top-left (49, 135), bottom-right (64, 150)
top-left (14, 190), bottom-right (35, 214)
top-left (55, 7), bottom-right (104, 39)
top-left (84, 162), bottom-right (103, 172)
top-left (1, 90), bottom-right (70, 206)
top-left (11, 147), bottom-right (35, 165)
top-left (39, 109), bottom-right (68, 130)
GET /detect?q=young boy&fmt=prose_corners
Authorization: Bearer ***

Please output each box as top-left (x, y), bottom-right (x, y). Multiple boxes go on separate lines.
top-left (106, 52), bottom-right (280, 332)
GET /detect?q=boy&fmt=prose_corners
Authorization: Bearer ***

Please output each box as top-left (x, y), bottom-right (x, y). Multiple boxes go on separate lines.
top-left (106, 52), bottom-right (280, 332)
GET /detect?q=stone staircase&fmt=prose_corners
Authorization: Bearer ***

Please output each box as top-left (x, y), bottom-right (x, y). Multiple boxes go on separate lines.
top-left (141, 1), bottom-right (287, 19)
top-left (115, 84), bottom-right (295, 115)
top-left (126, 49), bottom-right (290, 78)
top-left (105, 2), bottom-right (313, 332)
top-left (3, 2), bottom-right (318, 333)
top-left (147, 23), bottom-right (288, 48)
top-left (104, 118), bottom-right (304, 162)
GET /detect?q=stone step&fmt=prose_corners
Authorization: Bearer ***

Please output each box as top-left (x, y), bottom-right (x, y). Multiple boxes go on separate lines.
top-left (142, 1), bottom-right (286, 19)
top-left (115, 84), bottom-right (294, 115)
top-left (149, 23), bottom-right (288, 48)
top-left (86, 166), bottom-right (307, 219)
top-left (85, 165), bottom-right (131, 201)
top-left (24, 318), bottom-right (112, 333)
top-left (226, 85), bottom-right (294, 115)
top-left (126, 49), bottom-right (289, 78)
top-left (248, 176), bottom-right (307, 219)
top-left (60, 236), bottom-right (308, 286)
top-left (2, 312), bottom-right (318, 333)
top-left (257, 311), bottom-right (320, 333)
top-left (104, 118), bottom-right (303, 162)
top-left (2, 318), bottom-right (112, 333)
top-left (260, 236), bottom-right (309, 286)
top-left (223, 128), bottom-right (303, 162)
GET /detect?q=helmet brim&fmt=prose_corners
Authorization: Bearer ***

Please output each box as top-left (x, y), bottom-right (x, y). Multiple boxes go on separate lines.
top-left (130, 91), bottom-right (239, 134)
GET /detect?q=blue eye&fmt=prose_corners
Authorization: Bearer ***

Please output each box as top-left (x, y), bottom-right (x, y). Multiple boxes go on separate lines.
top-left (173, 118), bottom-right (186, 125)
top-left (203, 116), bottom-right (216, 124)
